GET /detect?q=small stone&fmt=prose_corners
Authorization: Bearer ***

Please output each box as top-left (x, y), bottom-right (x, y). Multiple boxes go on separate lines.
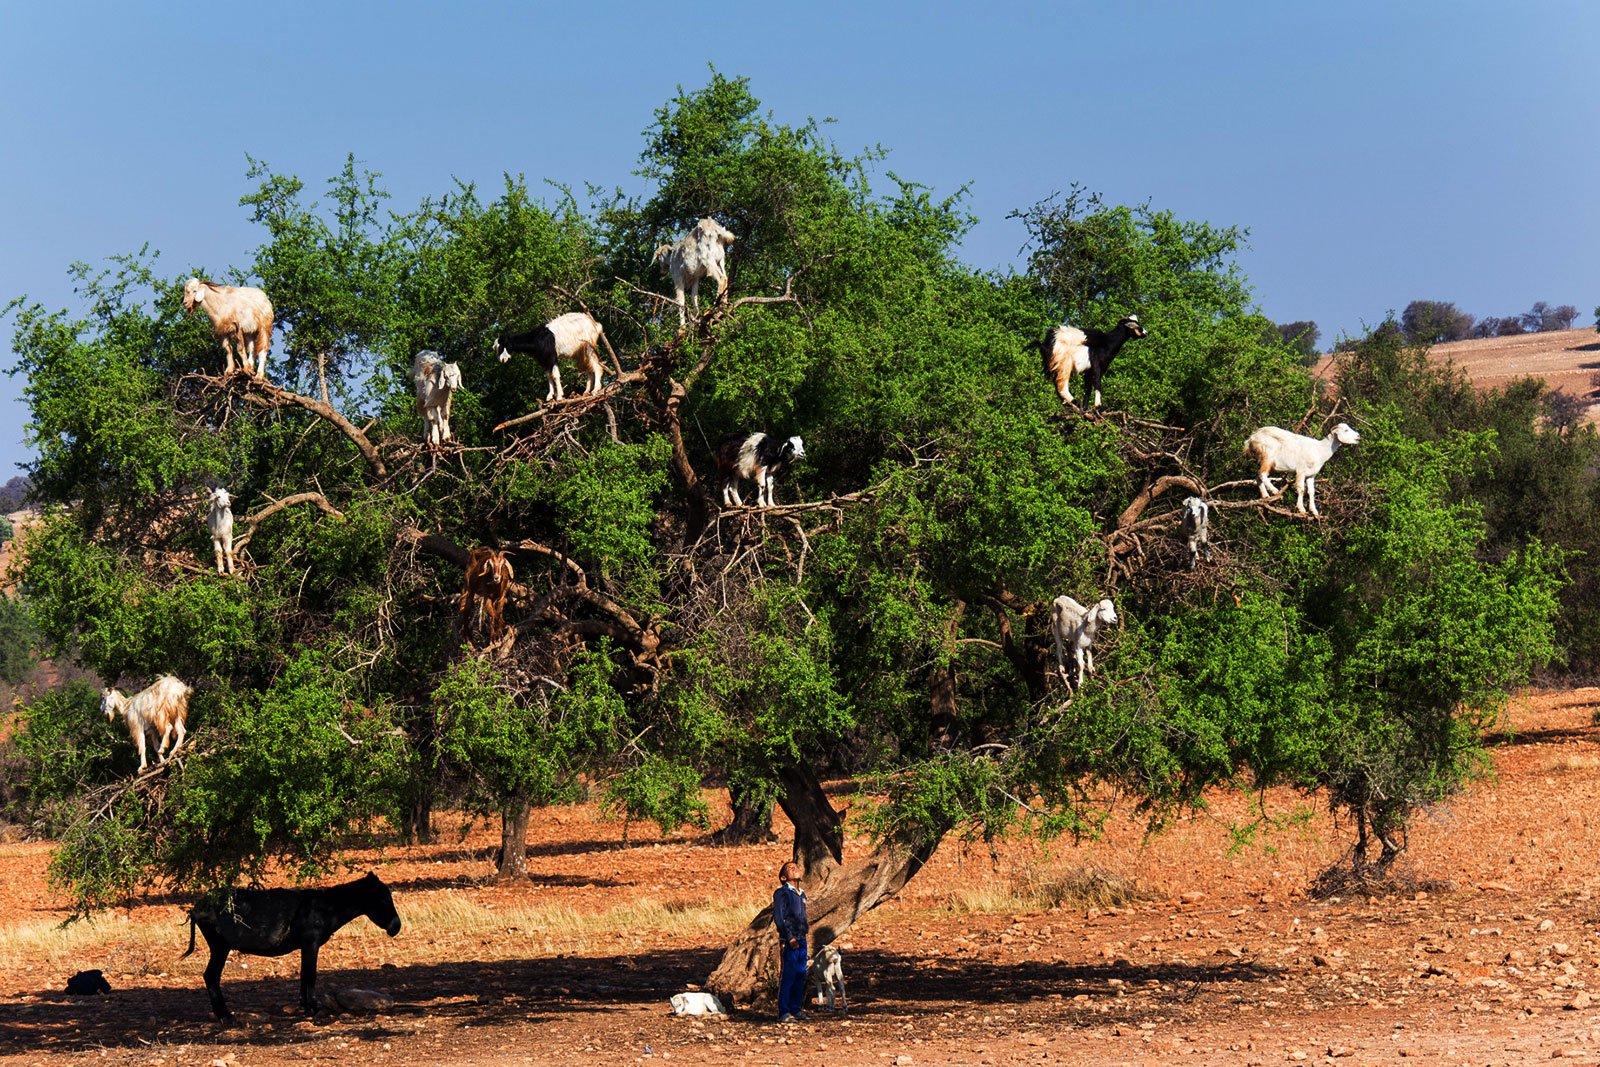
top-left (1180, 891), bottom-right (1206, 904)
top-left (1540, 919), bottom-right (1557, 932)
top-left (1290, 1052), bottom-right (1307, 1062)
top-left (1568, 991), bottom-right (1593, 1010)
top-left (896, 1057), bottom-right (914, 1065)
top-left (1328, 1046), bottom-right (1354, 1058)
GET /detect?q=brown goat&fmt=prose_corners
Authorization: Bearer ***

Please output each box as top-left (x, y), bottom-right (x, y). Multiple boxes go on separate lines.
top-left (459, 547), bottom-right (515, 643)
top-left (183, 277), bottom-right (275, 378)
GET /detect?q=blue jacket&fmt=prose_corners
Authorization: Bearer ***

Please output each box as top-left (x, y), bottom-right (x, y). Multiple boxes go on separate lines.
top-left (773, 883), bottom-right (808, 945)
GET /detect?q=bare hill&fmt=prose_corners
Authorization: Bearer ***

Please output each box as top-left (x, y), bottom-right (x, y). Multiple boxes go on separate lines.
top-left (1317, 327), bottom-right (1600, 418)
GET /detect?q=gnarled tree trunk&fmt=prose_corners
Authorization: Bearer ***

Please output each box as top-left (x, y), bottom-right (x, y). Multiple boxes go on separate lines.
top-left (710, 783), bottom-right (777, 846)
top-left (497, 801), bottom-right (530, 879)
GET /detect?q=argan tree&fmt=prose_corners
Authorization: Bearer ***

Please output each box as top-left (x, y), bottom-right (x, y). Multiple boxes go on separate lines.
top-left (6, 74), bottom-right (1561, 1011)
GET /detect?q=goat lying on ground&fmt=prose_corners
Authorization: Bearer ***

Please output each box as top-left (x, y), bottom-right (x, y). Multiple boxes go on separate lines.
top-left (653, 218), bottom-right (736, 325)
top-left (182, 872), bottom-right (401, 1022)
top-left (1180, 495), bottom-right (1212, 570)
top-left (183, 278), bottom-right (274, 378)
top-left (1051, 596), bottom-right (1118, 690)
top-left (410, 350), bottom-right (464, 446)
top-left (207, 487), bottom-right (235, 575)
top-left (809, 943), bottom-right (847, 1012)
top-left (669, 991), bottom-right (727, 1016)
top-left (1039, 314), bottom-right (1146, 408)
top-left (1243, 422), bottom-right (1361, 517)
top-left (102, 675), bottom-right (192, 772)
top-left (460, 546), bottom-right (515, 643)
top-left (712, 432), bottom-right (805, 508)
top-left (494, 313), bottom-right (604, 402)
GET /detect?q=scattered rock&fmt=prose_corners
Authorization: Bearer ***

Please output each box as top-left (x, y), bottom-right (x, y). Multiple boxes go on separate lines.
top-left (1541, 919), bottom-right (1557, 932)
top-left (1180, 891), bottom-right (1206, 904)
top-left (1568, 991), bottom-right (1593, 1011)
top-left (1328, 1045), bottom-right (1354, 1058)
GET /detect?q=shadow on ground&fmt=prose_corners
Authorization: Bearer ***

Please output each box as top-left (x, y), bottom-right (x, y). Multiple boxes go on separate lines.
top-left (0, 947), bottom-right (1280, 1055)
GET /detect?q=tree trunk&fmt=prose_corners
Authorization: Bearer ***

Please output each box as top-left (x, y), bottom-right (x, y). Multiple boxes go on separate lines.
top-left (497, 801), bottom-right (530, 879)
top-left (709, 783), bottom-right (777, 846)
top-left (705, 833), bottom-right (942, 1006)
top-left (403, 782), bottom-right (435, 845)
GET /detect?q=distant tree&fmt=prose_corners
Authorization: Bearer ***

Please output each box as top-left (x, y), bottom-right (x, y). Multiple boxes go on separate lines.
top-left (1401, 300), bottom-right (1474, 344)
top-left (1521, 301), bottom-right (1580, 333)
top-left (0, 516), bottom-right (13, 544)
top-left (1595, 304), bottom-right (1599, 334)
top-left (1476, 315), bottom-right (1527, 337)
top-left (0, 477), bottom-right (31, 514)
top-left (1543, 390), bottom-right (1588, 433)
top-left (1273, 320), bottom-right (1321, 363)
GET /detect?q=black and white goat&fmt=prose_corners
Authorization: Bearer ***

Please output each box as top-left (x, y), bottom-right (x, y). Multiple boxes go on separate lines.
top-left (1039, 314), bottom-right (1147, 408)
top-left (712, 432), bottom-right (805, 508)
top-left (1180, 495), bottom-right (1212, 570)
top-left (493, 312), bottom-right (604, 402)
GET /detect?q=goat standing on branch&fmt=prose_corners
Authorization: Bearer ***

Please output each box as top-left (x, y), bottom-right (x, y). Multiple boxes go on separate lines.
top-left (410, 350), bottom-right (463, 446)
top-left (1243, 422), bottom-right (1361, 517)
top-left (460, 547), bottom-right (514, 645)
top-left (1051, 596), bottom-right (1118, 690)
top-left (102, 675), bottom-right (193, 772)
top-left (182, 278), bottom-right (274, 378)
top-left (494, 313), bottom-right (604, 402)
top-left (653, 218), bottom-right (736, 325)
top-left (1180, 495), bottom-right (1212, 570)
top-left (207, 487), bottom-right (235, 575)
top-left (713, 432), bottom-right (805, 508)
top-left (1039, 314), bottom-right (1146, 408)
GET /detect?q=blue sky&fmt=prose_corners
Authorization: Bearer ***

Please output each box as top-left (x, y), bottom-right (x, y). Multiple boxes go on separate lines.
top-left (3, 1), bottom-right (1596, 477)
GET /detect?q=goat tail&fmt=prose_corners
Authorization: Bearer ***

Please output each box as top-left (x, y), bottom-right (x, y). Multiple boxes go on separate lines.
top-left (180, 914), bottom-right (197, 959)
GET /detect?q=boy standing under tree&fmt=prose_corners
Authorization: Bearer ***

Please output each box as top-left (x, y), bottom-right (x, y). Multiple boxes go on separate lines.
top-left (773, 861), bottom-right (809, 1022)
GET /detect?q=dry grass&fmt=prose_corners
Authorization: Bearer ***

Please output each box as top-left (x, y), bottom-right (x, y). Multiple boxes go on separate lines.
top-left (919, 864), bottom-right (1157, 917)
top-left (1540, 753), bottom-right (1600, 774)
top-left (0, 892), bottom-right (759, 973)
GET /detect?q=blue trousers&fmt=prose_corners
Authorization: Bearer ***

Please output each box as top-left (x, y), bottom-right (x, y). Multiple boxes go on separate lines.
top-left (777, 942), bottom-right (808, 1018)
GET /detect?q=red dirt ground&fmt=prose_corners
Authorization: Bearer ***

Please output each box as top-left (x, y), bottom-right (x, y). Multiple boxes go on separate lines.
top-left (8, 689), bottom-right (1600, 1065)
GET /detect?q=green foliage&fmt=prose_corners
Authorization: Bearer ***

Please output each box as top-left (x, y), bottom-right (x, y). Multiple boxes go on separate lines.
top-left (3, 73), bottom-right (1569, 914)
top-left (602, 754), bottom-right (709, 842)
top-left (0, 596), bottom-right (39, 686)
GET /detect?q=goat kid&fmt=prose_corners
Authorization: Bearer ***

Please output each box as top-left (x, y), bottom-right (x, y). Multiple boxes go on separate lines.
top-left (183, 278), bottom-right (274, 378)
top-left (411, 350), bottom-right (464, 446)
top-left (102, 675), bottom-right (193, 772)
top-left (1180, 495), bottom-right (1212, 570)
top-left (1051, 596), bottom-right (1118, 690)
top-left (712, 432), bottom-right (805, 508)
top-left (809, 943), bottom-right (847, 1013)
top-left (207, 487), bottom-right (236, 575)
top-left (1039, 314), bottom-right (1146, 408)
top-left (182, 872), bottom-right (401, 1022)
top-left (653, 218), bottom-right (736, 325)
top-left (1243, 422), bottom-right (1361, 517)
top-left (494, 313), bottom-right (604, 402)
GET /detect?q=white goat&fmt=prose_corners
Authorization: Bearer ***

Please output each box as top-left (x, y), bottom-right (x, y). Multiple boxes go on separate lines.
top-left (207, 487), bottom-right (235, 575)
top-left (669, 991), bottom-right (726, 1017)
top-left (652, 218), bottom-right (736, 325)
top-left (1180, 496), bottom-right (1211, 570)
top-left (1051, 596), bottom-right (1118, 690)
top-left (182, 278), bottom-right (274, 378)
top-left (1243, 422), bottom-right (1361, 517)
top-left (102, 675), bottom-right (193, 772)
top-left (809, 944), bottom-right (847, 1013)
top-left (411, 350), bottom-right (464, 446)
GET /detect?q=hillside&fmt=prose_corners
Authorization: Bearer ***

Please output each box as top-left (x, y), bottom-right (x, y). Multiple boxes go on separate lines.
top-left (1317, 327), bottom-right (1600, 416)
